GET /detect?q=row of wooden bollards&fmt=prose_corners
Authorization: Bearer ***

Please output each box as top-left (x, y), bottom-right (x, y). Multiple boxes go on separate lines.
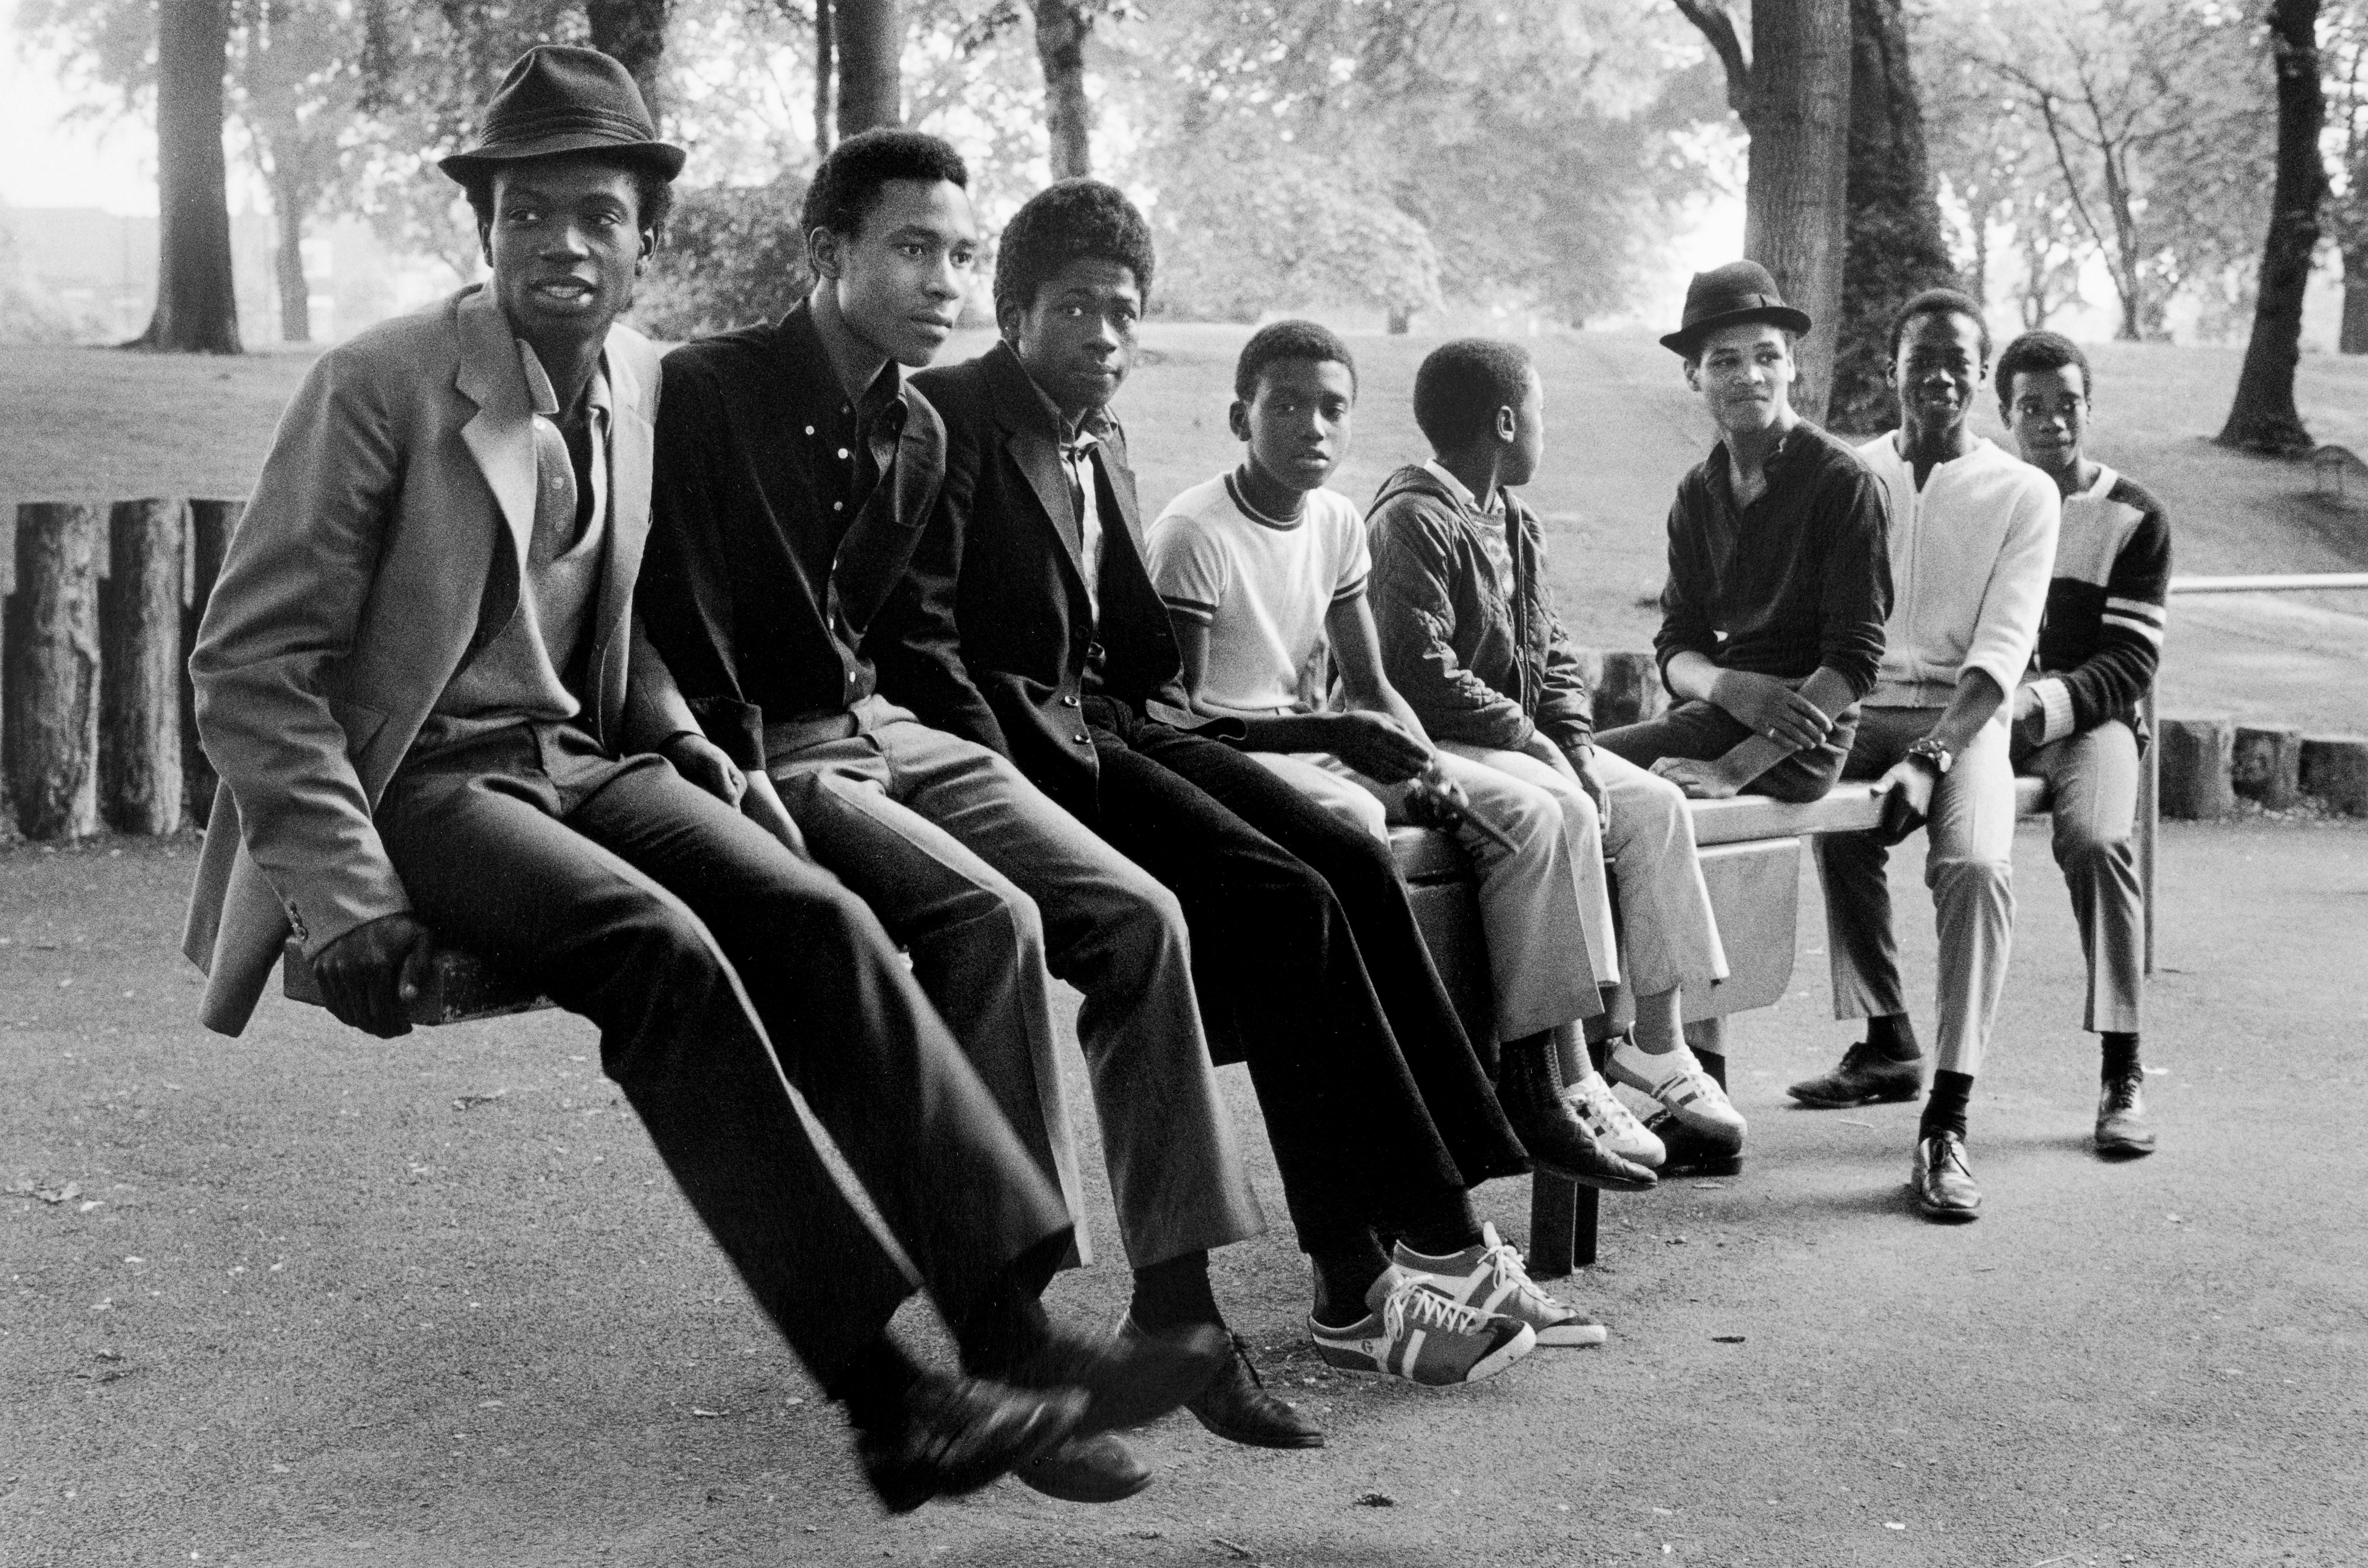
top-left (5, 498), bottom-right (243, 841)
top-left (2158, 715), bottom-right (2368, 818)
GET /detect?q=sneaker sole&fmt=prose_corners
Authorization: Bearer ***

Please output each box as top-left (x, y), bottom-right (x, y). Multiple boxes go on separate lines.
top-left (2094, 1133), bottom-right (2157, 1159)
top-left (1307, 1323), bottom-right (1539, 1386)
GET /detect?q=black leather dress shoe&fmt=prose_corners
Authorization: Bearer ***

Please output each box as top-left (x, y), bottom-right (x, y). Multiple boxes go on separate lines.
top-left (1122, 1319), bottom-right (1324, 1449)
top-left (1497, 1044), bottom-right (1657, 1191)
top-left (856, 1370), bottom-right (1087, 1514)
top-left (1014, 1432), bottom-right (1154, 1503)
top-left (1789, 1042), bottom-right (1924, 1107)
top-left (1642, 1109), bottom-right (1746, 1178)
top-left (997, 1319), bottom-right (1229, 1437)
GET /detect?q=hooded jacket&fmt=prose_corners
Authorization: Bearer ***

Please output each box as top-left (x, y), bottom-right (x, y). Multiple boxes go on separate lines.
top-left (1366, 464), bottom-right (1594, 755)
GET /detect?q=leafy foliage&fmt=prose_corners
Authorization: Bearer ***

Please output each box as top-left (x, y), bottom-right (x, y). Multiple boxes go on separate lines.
top-left (630, 172), bottom-right (811, 339)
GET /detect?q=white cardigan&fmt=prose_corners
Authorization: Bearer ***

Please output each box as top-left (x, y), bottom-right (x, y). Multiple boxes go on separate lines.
top-left (1855, 433), bottom-right (2059, 711)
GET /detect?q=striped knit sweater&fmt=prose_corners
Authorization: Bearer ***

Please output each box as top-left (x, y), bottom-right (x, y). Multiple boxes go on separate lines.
top-left (2025, 464), bottom-right (2171, 743)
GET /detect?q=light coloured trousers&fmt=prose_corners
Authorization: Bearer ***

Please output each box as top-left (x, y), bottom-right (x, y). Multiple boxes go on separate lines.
top-left (1252, 742), bottom-right (1728, 1034)
top-left (1814, 706), bottom-right (2018, 1076)
top-left (2015, 719), bottom-right (2143, 1035)
top-left (768, 700), bottom-right (1263, 1270)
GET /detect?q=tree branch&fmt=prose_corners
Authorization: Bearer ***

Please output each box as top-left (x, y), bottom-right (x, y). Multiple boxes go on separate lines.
top-left (1673, 0), bottom-right (1751, 121)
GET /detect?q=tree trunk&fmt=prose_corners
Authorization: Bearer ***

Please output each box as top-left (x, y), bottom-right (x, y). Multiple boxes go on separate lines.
top-left (181, 499), bottom-right (242, 825)
top-left (132, 0), bottom-right (241, 355)
top-left (6, 504), bottom-right (105, 841)
top-left (2341, 242), bottom-right (2368, 355)
top-left (272, 176), bottom-right (312, 345)
top-left (100, 499), bottom-right (185, 836)
top-left (586, 0), bottom-right (671, 123)
top-left (1742, 0), bottom-right (1853, 424)
top-left (1830, 0), bottom-right (1959, 436)
top-left (814, 0), bottom-right (838, 158)
top-left (2217, 0), bottom-right (2327, 455)
top-left (835, 0), bottom-right (902, 136)
top-left (1031, 0), bottom-right (1093, 180)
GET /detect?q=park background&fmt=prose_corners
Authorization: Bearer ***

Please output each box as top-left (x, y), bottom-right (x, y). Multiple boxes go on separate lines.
top-left (4, 2), bottom-right (2368, 1566)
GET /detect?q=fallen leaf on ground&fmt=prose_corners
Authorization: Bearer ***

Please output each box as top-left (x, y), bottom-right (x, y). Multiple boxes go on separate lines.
top-left (1355, 1491), bottom-right (1394, 1507)
top-left (1712, 1335), bottom-right (1746, 1344)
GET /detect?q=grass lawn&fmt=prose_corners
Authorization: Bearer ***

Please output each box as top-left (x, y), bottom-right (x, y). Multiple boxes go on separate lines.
top-left (6, 322), bottom-right (2367, 726)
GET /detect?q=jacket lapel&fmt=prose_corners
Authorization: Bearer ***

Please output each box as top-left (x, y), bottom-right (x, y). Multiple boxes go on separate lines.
top-left (983, 345), bottom-right (1089, 594)
top-left (593, 336), bottom-right (651, 670)
top-left (834, 406), bottom-right (946, 636)
top-left (453, 287), bottom-right (537, 586)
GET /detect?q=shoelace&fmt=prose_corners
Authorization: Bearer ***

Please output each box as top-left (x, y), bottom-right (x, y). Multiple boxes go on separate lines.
top-left (1475, 1238), bottom-right (1563, 1315)
top-left (1384, 1279), bottom-right (1496, 1338)
top-left (1569, 1075), bottom-right (1649, 1137)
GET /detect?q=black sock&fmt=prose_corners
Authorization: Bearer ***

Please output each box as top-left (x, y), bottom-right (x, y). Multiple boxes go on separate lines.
top-left (1503, 1030), bottom-right (1553, 1066)
top-left (952, 1272), bottom-right (1049, 1380)
top-left (1308, 1234), bottom-right (1394, 1328)
top-left (1868, 1013), bottom-right (1923, 1063)
top-left (1919, 1069), bottom-right (1973, 1141)
top-left (1395, 1188), bottom-right (1485, 1258)
top-left (1694, 1048), bottom-right (1727, 1091)
top-left (2101, 1032), bottom-right (2141, 1081)
top-left (822, 1335), bottom-right (922, 1433)
top-left (1130, 1250), bottom-right (1223, 1334)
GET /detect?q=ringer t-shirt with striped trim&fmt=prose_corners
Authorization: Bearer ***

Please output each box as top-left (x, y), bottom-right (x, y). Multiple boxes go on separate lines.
top-left (1147, 472), bottom-right (1371, 716)
top-left (2025, 463), bottom-right (2171, 742)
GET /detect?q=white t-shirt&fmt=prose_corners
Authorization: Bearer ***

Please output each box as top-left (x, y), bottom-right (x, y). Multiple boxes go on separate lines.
top-left (1148, 474), bottom-right (1371, 715)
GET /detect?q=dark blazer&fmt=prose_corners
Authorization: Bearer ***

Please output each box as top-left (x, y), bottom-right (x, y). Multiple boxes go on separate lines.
top-left (641, 305), bottom-right (950, 766)
top-left (884, 341), bottom-right (1202, 819)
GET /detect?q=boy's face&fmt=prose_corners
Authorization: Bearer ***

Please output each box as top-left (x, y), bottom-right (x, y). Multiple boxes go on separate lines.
top-left (2004, 363), bottom-right (2089, 474)
top-left (810, 177), bottom-right (978, 368)
top-left (1686, 320), bottom-right (1794, 437)
top-left (1230, 356), bottom-right (1355, 495)
top-left (1888, 309), bottom-right (1986, 441)
top-left (1501, 368), bottom-right (1546, 488)
top-left (1007, 257), bottom-right (1140, 419)
top-left (484, 155), bottom-right (650, 347)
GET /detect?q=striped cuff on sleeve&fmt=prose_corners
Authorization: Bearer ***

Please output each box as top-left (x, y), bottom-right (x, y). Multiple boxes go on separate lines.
top-left (1161, 595), bottom-right (1217, 626)
top-left (2034, 677), bottom-right (2077, 745)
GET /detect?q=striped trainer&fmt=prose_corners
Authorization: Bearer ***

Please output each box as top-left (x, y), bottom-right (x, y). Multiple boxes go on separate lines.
top-left (1309, 1268), bottom-right (1535, 1386)
top-left (1392, 1222), bottom-right (1608, 1347)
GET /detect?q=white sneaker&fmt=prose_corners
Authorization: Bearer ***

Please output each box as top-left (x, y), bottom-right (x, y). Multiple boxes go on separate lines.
top-left (1562, 1069), bottom-right (1667, 1169)
top-left (1607, 1040), bottom-right (1746, 1152)
top-left (1393, 1223), bottom-right (1608, 1348)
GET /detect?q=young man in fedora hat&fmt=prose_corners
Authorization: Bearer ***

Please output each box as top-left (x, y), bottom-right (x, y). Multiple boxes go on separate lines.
top-left (1790, 289), bottom-right (2059, 1222)
top-left (1591, 261), bottom-right (1893, 1167)
top-left (184, 45), bottom-right (1217, 1515)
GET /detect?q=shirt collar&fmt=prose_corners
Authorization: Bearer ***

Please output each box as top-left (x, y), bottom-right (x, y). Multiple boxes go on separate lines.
top-left (781, 300), bottom-right (910, 433)
top-left (1001, 340), bottom-right (1117, 453)
top-left (516, 338), bottom-right (611, 425)
top-left (1422, 459), bottom-right (1502, 517)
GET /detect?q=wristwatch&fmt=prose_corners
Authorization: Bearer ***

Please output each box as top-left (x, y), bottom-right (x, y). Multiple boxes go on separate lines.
top-left (1904, 735), bottom-right (1954, 776)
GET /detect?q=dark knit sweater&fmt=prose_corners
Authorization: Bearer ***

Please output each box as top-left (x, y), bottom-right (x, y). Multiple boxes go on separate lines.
top-left (2025, 464), bottom-right (2171, 741)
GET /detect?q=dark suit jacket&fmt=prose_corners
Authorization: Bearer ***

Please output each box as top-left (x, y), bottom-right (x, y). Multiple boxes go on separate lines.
top-left (883, 342), bottom-right (1210, 820)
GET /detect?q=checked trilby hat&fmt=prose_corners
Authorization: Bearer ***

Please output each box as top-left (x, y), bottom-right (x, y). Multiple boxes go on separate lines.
top-left (438, 45), bottom-right (686, 184)
top-left (1660, 260), bottom-right (1812, 356)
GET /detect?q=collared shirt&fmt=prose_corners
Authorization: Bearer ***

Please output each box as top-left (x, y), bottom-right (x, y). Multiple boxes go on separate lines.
top-left (1422, 458), bottom-right (1516, 603)
top-left (642, 302), bottom-right (912, 732)
top-left (1654, 420), bottom-right (1893, 701)
top-left (416, 338), bottom-right (612, 752)
top-left (1017, 361), bottom-right (1119, 624)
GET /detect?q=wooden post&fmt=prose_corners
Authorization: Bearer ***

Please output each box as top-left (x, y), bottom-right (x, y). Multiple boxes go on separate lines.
top-left (6, 503), bottom-right (106, 840)
top-left (2156, 715), bottom-right (2235, 820)
top-left (2230, 723), bottom-right (2303, 810)
top-left (99, 498), bottom-right (186, 834)
top-left (2299, 735), bottom-right (2368, 816)
top-left (180, 499), bottom-right (240, 823)
top-left (1593, 650), bottom-right (1669, 731)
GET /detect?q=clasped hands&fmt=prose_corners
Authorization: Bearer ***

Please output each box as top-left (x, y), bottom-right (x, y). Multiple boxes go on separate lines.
top-left (311, 731), bottom-right (749, 1038)
top-left (1651, 670), bottom-right (1833, 800)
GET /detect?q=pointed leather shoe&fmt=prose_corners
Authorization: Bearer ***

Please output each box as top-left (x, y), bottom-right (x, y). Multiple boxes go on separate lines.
top-left (1014, 1431), bottom-right (1154, 1503)
top-left (1909, 1130), bottom-right (1982, 1223)
top-left (2094, 1072), bottom-right (2157, 1158)
top-left (855, 1370), bottom-right (1087, 1514)
top-left (1789, 1041), bottom-right (1924, 1107)
top-left (1497, 1044), bottom-right (1657, 1191)
top-left (995, 1318), bottom-right (1229, 1437)
top-left (1122, 1319), bottom-right (1323, 1449)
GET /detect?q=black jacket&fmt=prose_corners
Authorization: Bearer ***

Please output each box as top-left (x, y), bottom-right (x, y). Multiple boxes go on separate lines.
top-left (1366, 465), bottom-right (1595, 755)
top-left (879, 342), bottom-right (1210, 819)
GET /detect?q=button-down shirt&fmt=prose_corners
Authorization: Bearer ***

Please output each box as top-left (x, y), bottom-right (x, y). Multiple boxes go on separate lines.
top-left (1652, 420), bottom-right (1893, 700)
top-left (641, 303), bottom-right (912, 738)
top-left (1017, 364), bottom-right (1118, 625)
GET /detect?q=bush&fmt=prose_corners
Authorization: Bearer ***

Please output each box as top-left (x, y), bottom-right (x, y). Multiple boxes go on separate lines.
top-left (631, 173), bottom-right (811, 341)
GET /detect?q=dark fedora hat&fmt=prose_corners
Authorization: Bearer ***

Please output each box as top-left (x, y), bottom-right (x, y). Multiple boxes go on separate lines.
top-left (1660, 260), bottom-right (1812, 356)
top-left (438, 45), bottom-right (685, 185)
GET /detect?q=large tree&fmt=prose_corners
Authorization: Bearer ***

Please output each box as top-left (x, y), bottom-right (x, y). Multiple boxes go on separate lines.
top-left (834, 0), bottom-right (902, 133)
top-left (2216, 0), bottom-right (2329, 453)
top-left (1029, 0), bottom-right (1094, 179)
top-left (586, 0), bottom-right (672, 119)
top-left (1678, 0), bottom-right (1854, 420)
top-left (1828, 0), bottom-right (1959, 434)
top-left (2327, 0), bottom-right (2368, 353)
top-left (236, 1), bottom-right (363, 343)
